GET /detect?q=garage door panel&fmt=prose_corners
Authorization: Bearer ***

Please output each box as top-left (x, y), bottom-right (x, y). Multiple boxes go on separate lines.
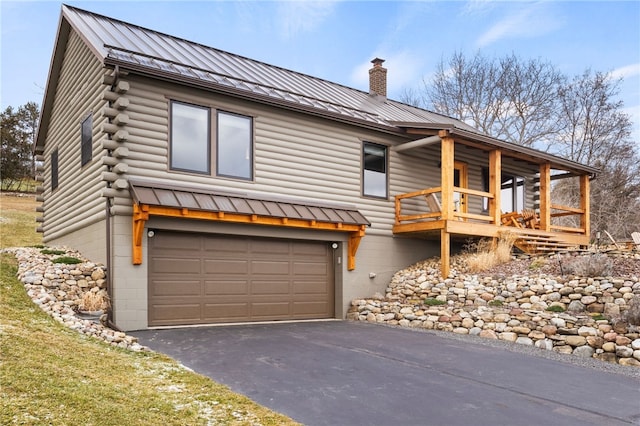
top-left (204, 280), bottom-right (249, 295)
top-left (293, 280), bottom-right (328, 294)
top-left (251, 302), bottom-right (291, 317)
top-left (151, 280), bottom-right (201, 297)
top-left (250, 239), bottom-right (290, 255)
top-left (293, 262), bottom-right (328, 276)
top-left (149, 232), bottom-right (334, 326)
top-left (251, 280), bottom-right (290, 295)
top-left (251, 260), bottom-right (290, 275)
top-left (151, 258), bottom-right (201, 274)
top-left (203, 303), bottom-right (249, 320)
top-left (204, 259), bottom-right (249, 274)
top-left (150, 304), bottom-right (201, 322)
top-left (203, 237), bottom-right (248, 253)
top-left (293, 301), bottom-right (331, 316)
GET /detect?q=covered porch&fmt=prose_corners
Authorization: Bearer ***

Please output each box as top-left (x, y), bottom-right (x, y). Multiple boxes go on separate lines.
top-left (391, 128), bottom-right (598, 277)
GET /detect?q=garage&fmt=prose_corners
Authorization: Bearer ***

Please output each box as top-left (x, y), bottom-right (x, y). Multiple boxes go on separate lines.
top-left (148, 231), bottom-right (335, 326)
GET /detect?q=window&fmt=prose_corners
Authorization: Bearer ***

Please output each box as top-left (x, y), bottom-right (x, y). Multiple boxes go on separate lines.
top-left (217, 111), bottom-right (252, 179)
top-left (482, 168), bottom-right (525, 213)
top-left (501, 174), bottom-right (525, 213)
top-left (363, 142), bottom-right (387, 198)
top-left (170, 101), bottom-right (210, 174)
top-left (81, 114), bottom-right (92, 166)
top-left (51, 149), bottom-right (59, 190)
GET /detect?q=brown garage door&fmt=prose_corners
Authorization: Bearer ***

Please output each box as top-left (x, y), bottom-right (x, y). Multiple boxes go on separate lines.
top-left (148, 231), bottom-right (334, 326)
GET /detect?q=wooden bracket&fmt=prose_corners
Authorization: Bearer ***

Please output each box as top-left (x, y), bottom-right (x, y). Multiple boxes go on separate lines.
top-left (347, 226), bottom-right (366, 271)
top-left (132, 204), bottom-right (149, 265)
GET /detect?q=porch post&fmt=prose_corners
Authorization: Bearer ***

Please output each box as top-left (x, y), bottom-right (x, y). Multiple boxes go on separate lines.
top-left (539, 163), bottom-right (551, 232)
top-left (439, 130), bottom-right (454, 278)
top-left (489, 149), bottom-right (501, 225)
top-left (439, 130), bottom-right (454, 221)
top-left (580, 174), bottom-right (590, 238)
top-left (440, 228), bottom-right (450, 278)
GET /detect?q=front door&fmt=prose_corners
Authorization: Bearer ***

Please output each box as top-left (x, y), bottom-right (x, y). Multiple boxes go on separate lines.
top-left (454, 161), bottom-right (468, 216)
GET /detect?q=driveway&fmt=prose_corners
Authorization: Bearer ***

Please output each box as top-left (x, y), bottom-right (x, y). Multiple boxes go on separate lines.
top-left (131, 321), bottom-right (640, 426)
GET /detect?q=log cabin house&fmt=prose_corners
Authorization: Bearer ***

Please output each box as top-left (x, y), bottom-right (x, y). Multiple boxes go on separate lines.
top-left (34, 5), bottom-right (598, 330)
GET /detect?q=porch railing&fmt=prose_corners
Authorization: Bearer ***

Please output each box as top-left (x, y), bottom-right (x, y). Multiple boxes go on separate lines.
top-left (395, 188), bottom-right (588, 237)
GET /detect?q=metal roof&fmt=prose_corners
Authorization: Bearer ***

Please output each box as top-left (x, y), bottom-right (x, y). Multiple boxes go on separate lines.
top-left (35, 5), bottom-right (597, 176)
top-left (129, 180), bottom-right (370, 226)
top-left (60, 4), bottom-right (477, 132)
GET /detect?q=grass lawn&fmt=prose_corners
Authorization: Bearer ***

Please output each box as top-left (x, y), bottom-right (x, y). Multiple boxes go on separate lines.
top-left (0, 193), bottom-right (299, 425)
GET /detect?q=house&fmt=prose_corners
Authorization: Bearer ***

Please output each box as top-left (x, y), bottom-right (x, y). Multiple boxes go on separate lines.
top-left (35, 5), bottom-right (598, 331)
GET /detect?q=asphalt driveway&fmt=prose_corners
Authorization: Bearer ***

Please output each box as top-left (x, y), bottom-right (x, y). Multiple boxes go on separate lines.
top-left (131, 321), bottom-right (640, 426)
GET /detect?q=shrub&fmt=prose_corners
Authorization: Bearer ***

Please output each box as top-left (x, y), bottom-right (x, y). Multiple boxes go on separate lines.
top-left (560, 253), bottom-right (612, 277)
top-left (41, 249), bottom-right (66, 255)
top-left (79, 289), bottom-right (110, 312)
top-left (622, 295), bottom-right (640, 326)
top-left (424, 298), bottom-right (446, 306)
top-left (52, 256), bottom-right (82, 264)
top-left (488, 300), bottom-right (503, 307)
top-left (465, 232), bottom-right (516, 273)
top-left (546, 305), bottom-right (565, 313)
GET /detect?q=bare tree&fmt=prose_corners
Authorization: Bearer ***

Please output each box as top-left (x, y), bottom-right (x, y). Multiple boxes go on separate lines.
top-left (427, 52), bottom-right (564, 149)
top-left (420, 52), bottom-right (640, 239)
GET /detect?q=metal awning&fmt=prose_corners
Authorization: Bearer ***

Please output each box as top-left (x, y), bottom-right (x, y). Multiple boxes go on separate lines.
top-left (129, 180), bottom-right (369, 270)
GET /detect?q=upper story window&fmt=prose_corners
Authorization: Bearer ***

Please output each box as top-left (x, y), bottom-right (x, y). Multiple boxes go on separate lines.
top-left (170, 101), bottom-right (211, 174)
top-left (169, 101), bottom-right (254, 179)
top-left (363, 142), bottom-right (387, 198)
top-left (51, 148), bottom-right (59, 191)
top-left (80, 114), bottom-right (92, 166)
top-left (217, 111), bottom-right (252, 180)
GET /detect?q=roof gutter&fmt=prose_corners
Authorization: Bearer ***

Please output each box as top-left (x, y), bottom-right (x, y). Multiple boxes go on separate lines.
top-left (393, 135), bottom-right (441, 152)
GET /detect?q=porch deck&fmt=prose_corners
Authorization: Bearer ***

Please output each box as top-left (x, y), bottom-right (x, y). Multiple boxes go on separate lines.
top-left (393, 186), bottom-right (591, 276)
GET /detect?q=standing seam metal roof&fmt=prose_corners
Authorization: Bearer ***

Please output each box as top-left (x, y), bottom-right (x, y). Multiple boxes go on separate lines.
top-left (61, 4), bottom-right (478, 132)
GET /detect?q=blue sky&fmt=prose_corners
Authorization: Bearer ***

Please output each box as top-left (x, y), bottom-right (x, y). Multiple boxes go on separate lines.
top-left (2, 1), bottom-right (639, 141)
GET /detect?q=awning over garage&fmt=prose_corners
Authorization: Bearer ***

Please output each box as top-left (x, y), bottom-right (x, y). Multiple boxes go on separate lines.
top-left (129, 180), bottom-right (370, 270)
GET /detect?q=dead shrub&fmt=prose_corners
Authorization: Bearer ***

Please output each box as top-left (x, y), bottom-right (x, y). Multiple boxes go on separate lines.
top-left (622, 295), bottom-right (640, 326)
top-left (465, 232), bottom-right (516, 273)
top-left (560, 253), bottom-right (612, 277)
top-left (79, 289), bottom-right (110, 312)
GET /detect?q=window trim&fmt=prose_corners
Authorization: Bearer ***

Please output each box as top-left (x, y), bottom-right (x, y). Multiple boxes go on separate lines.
top-left (362, 141), bottom-right (388, 199)
top-left (215, 110), bottom-right (254, 181)
top-left (169, 100), bottom-right (211, 175)
top-left (80, 114), bottom-right (92, 166)
top-left (51, 148), bottom-right (59, 191)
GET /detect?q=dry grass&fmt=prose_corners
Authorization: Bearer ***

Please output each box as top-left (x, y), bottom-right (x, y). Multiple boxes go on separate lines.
top-left (465, 232), bottom-right (516, 273)
top-left (79, 289), bottom-right (111, 312)
top-left (0, 192), bottom-right (42, 248)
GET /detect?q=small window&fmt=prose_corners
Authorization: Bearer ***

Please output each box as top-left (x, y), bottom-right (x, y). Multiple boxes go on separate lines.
top-left (81, 114), bottom-right (92, 166)
top-left (170, 101), bottom-right (210, 174)
top-left (481, 167), bottom-right (489, 212)
top-left (217, 111), bottom-right (252, 179)
top-left (363, 142), bottom-right (387, 198)
top-left (51, 149), bottom-right (59, 190)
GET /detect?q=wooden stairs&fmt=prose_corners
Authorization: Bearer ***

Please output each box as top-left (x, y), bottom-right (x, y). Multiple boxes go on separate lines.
top-left (513, 231), bottom-right (580, 254)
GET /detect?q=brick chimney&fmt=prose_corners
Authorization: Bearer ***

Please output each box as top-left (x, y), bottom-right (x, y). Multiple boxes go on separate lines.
top-left (369, 58), bottom-right (387, 98)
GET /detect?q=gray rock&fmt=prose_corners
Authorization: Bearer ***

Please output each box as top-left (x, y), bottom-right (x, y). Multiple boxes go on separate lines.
top-left (573, 346), bottom-right (595, 358)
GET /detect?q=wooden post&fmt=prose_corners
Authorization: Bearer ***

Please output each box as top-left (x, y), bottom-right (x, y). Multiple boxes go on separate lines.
top-left (439, 131), bottom-right (454, 221)
top-left (439, 130), bottom-right (454, 278)
top-left (440, 228), bottom-right (450, 278)
top-left (580, 174), bottom-right (590, 238)
top-left (489, 149), bottom-right (501, 225)
top-left (539, 163), bottom-right (551, 232)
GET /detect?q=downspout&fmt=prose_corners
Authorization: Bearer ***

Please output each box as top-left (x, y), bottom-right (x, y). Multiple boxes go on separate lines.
top-left (104, 65), bottom-right (121, 331)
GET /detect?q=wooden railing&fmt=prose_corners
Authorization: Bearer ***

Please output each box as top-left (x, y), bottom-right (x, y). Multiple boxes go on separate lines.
top-left (549, 203), bottom-right (587, 234)
top-left (395, 186), bottom-right (494, 225)
top-left (395, 189), bottom-right (588, 237)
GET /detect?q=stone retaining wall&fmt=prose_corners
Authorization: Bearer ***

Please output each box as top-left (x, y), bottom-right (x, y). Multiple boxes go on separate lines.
top-left (4, 247), bottom-right (146, 351)
top-left (348, 256), bottom-right (640, 367)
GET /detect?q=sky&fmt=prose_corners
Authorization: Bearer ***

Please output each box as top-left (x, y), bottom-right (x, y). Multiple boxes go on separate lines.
top-left (1, 0), bottom-right (639, 141)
